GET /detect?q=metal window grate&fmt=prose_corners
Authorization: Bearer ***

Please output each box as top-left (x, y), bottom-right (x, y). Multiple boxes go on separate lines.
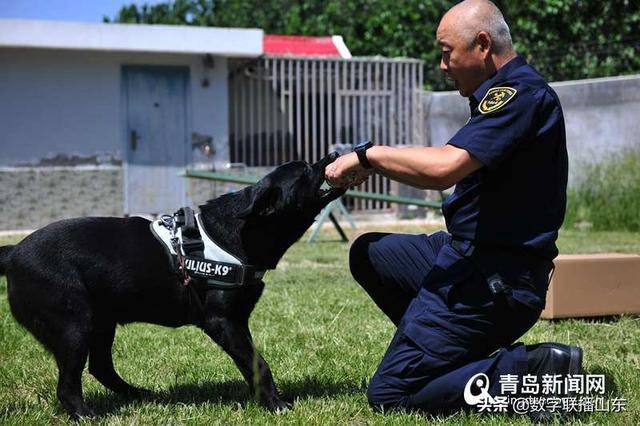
top-left (228, 56), bottom-right (427, 211)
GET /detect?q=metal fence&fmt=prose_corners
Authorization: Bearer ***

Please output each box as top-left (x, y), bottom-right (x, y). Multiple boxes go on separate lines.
top-left (228, 56), bottom-right (426, 210)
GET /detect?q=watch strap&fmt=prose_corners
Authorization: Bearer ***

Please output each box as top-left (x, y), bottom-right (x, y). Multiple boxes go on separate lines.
top-left (355, 142), bottom-right (373, 169)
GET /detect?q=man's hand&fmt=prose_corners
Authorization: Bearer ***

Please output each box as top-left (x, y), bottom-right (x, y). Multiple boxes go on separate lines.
top-left (324, 152), bottom-right (372, 188)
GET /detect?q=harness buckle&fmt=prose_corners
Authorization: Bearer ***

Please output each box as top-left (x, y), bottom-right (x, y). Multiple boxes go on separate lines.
top-left (175, 207), bottom-right (199, 238)
top-left (181, 239), bottom-right (205, 255)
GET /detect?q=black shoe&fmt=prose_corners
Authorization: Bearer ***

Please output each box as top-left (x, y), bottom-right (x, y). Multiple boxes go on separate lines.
top-left (525, 343), bottom-right (583, 422)
top-left (527, 342), bottom-right (583, 378)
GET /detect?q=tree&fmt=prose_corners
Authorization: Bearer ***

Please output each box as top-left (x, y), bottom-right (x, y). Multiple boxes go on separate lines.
top-left (105, 0), bottom-right (640, 90)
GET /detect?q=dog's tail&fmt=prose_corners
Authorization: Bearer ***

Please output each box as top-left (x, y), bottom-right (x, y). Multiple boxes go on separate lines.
top-left (0, 245), bottom-right (15, 275)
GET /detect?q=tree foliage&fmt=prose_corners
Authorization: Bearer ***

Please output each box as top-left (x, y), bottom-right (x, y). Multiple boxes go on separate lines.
top-left (105, 0), bottom-right (640, 90)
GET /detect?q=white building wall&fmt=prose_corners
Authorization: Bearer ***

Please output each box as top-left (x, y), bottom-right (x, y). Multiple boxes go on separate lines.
top-left (0, 48), bottom-right (229, 167)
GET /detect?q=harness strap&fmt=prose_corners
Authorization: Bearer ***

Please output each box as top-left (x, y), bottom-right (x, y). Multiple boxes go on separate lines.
top-left (187, 278), bottom-right (207, 324)
top-left (176, 206), bottom-right (199, 238)
top-left (182, 256), bottom-right (263, 287)
top-left (175, 207), bottom-right (205, 257)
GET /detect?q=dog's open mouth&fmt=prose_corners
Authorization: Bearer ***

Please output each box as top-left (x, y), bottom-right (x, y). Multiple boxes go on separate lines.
top-left (312, 151), bottom-right (345, 200)
top-left (316, 181), bottom-right (345, 200)
top-left (317, 186), bottom-right (333, 199)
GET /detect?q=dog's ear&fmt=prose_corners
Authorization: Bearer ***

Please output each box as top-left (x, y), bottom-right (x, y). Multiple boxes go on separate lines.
top-left (236, 186), bottom-right (282, 219)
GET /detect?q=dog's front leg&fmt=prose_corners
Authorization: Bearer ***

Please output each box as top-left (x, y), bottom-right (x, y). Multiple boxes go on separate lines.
top-left (202, 316), bottom-right (290, 412)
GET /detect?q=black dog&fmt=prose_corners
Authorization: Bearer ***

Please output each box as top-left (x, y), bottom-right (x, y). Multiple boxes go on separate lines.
top-left (0, 153), bottom-right (344, 419)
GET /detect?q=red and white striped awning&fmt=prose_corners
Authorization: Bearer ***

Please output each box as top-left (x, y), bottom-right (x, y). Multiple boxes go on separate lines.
top-left (263, 34), bottom-right (351, 58)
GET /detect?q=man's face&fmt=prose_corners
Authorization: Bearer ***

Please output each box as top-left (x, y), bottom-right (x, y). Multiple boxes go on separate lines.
top-left (437, 15), bottom-right (487, 97)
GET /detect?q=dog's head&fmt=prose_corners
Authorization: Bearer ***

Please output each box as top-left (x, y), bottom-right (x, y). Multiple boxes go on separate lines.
top-left (237, 152), bottom-right (345, 220)
top-left (200, 152), bottom-right (346, 269)
top-left (233, 152), bottom-right (346, 268)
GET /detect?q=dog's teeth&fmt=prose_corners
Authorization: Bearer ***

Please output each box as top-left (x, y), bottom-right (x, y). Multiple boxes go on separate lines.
top-left (318, 188), bottom-right (332, 198)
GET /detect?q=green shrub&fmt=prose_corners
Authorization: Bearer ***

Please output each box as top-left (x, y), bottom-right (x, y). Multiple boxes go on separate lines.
top-left (565, 147), bottom-right (640, 231)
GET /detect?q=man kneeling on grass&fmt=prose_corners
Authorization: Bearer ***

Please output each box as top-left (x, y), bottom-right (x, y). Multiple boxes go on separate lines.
top-left (325, 0), bottom-right (582, 419)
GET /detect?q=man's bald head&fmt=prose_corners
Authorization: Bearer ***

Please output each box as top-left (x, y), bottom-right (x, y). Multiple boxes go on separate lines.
top-left (436, 0), bottom-right (516, 96)
top-left (439, 0), bottom-right (514, 56)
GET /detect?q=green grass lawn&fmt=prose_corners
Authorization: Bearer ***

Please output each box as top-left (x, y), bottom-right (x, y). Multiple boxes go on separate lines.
top-left (1, 225), bottom-right (639, 425)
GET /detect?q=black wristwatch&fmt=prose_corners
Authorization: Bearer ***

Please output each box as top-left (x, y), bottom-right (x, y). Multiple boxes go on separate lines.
top-left (354, 140), bottom-right (374, 169)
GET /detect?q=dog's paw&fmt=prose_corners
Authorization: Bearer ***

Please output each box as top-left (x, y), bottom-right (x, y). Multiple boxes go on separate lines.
top-left (264, 397), bottom-right (293, 414)
top-left (68, 406), bottom-right (97, 421)
top-left (126, 386), bottom-right (154, 400)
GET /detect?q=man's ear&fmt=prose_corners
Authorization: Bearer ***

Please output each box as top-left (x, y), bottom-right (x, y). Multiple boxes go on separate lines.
top-left (476, 31), bottom-right (492, 57)
top-left (236, 186), bottom-right (282, 219)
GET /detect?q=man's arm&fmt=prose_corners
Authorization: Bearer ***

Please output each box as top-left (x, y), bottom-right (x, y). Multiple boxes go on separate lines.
top-left (325, 144), bottom-right (483, 190)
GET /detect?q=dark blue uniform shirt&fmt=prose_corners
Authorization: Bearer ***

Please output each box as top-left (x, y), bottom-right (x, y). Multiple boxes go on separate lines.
top-left (440, 55), bottom-right (568, 309)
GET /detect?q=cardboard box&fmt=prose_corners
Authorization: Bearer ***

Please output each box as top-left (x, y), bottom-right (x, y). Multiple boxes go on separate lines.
top-left (541, 254), bottom-right (640, 319)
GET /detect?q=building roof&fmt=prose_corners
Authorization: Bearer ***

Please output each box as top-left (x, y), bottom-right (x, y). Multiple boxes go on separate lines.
top-left (263, 35), bottom-right (352, 58)
top-left (0, 19), bottom-right (263, 57)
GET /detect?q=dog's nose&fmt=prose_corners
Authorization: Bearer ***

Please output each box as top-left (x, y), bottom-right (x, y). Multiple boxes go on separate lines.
top-left (327, 151), bottom-right (339, 163)
top-left (314, 151), bottom-right (340, 170)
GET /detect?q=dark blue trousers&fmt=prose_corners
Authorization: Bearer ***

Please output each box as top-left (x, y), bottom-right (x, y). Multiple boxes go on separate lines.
top-left (349, 231), bottom-right (542, 413)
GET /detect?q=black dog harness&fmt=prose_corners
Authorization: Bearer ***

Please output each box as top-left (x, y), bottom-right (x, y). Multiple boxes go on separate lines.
top-left (150, 207), bottom-right (265, 289)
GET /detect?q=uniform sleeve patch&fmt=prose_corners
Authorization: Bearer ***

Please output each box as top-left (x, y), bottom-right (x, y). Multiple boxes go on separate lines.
top-left (478, 86), bottom-right (517, 114)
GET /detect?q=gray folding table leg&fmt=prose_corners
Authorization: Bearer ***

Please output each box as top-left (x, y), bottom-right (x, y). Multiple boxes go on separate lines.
top-left (308, 201), bottom-right (335, 242)
top-left (328, 212), bottom-right (348, 242)
top-left (335, 198), bottom-right (356, 229)
top-left (308, 199), bottom-right (351, 242)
